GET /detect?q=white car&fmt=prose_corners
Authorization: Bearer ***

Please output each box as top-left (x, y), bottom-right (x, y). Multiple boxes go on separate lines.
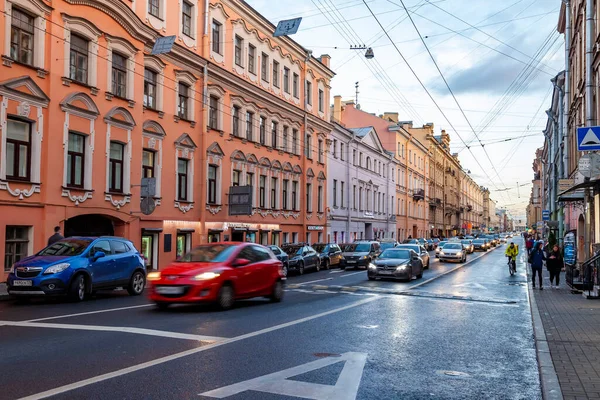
top-left (438, 243), bottom-right (467, 263)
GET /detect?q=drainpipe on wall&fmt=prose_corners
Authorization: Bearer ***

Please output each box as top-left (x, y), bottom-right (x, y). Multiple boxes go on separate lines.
top-left (584, 0), bottom-right (594, 259)
top-left (199, 0), bottom-right (210, 242)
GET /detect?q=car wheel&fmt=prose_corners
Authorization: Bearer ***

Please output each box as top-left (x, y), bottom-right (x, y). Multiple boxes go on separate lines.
top-left (425, 259), bottom-right (430, 270)
top-left (270, 280), bottom-right (284, 302)
top-left (217, 284), bottom-right (235, 310)
top-left (416, 271), bottom-right (423, 279)
top-left (127, 271), bottom-right (145, 296)
top-left (315, 262), bottom-right (320, 272)
top-left (155, 302), bottom-right (169, 310)
top-left (324, 259), bottom-right (330, 270)
top-left (69, 274), bottom-right (86, 302)
top-left (406, 268), bottom-right (413, 282)
top-left (298, 263), bottom-right (305, 275)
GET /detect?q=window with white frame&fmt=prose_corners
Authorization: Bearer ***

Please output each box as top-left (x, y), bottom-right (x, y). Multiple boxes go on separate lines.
top-left (148, 0), bottom-right (160, 17)
top-left (232, 106), bottom-right (241, 137)
top-left (234, 35), bottom-right (243, 67)
top-left (283, 67), bottom-right (290, 93)
top-left (67, 132), bottom-right (85, 188)
top-left (259, 116), bottom-right (266, 145)
top-left (282, 126), bottom-right (289, 152)
top-left (6, 118), bottom-right (32, 181)
top-left (248, 44), bottom-right (256, 74)
top-left (143, 68), bottom-right (158, 109)
top-left (177, 158), bottom-right (189, 201)
top-left (69, 34), bottom-right (89, 84)
top-left (305, 134), bottom-right (312, 159)
top-left (5, 2), bottom-right (48, 71)
top-left (10, 8), bottom-right (34, 66)
top-left (318, 185), bottom-right (323, 213)
top-left (273, 61), bottom-right (279, 88)
top-left (318, 89), bottom-right (324, 112)
top-left (182, 1), bottom-right (193, 37)
top-left (306, 183), bottom-right (312, 212)
top-left (106, 37), bottom-right (137, 100)
top-left (211, 19), bottom-right (222, 54)
top-left (246, 111), bottom-right (254, 141)
top-left (293, 73), bottom-right (299, 98)
top-left (208, 164), bottom-right (218, 204)
top-left (292, 180), bottom-right (298, 210)
top-left (305, 80), bottom-right (312, 105)
top-left (270, 177), bottom-right (278, 209)
top-left (318, 139), bottom-right (323, 163)
top-left (292, 129), bottom-right (299, 155)
top-left (111, 52), bottom-right (128, 98)
top-left (261, 53), bottom-right (269, 82)
top-left (271, 121), bottom-right (278, 149)
top-left (209, 95), bottom-right (219, 130)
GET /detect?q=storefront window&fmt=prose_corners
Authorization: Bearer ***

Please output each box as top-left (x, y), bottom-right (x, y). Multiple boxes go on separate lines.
top-left (271, 232), bottom-right (280, 246)
top-left (208, 232), bottom-right (221, 243)
top-left (246, 232), bottom-right (256, 243)
top-left (260, 232), bottom-right (268, 245)
top-left (176, 233), bottom-right (190, 258)
top-left (141, 235), bottom-right (154, 269)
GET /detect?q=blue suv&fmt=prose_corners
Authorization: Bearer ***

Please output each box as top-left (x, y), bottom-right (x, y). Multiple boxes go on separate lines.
top-left (7, 237), bottom-right (146, 302)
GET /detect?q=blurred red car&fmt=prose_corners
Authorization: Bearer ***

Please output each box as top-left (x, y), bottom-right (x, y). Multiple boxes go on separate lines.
top-left (147, 243), bottom-right (285, 310)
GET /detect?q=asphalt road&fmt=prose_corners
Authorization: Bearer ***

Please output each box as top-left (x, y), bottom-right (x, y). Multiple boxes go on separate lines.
top-left (0, 239), bottom-right (540, 400)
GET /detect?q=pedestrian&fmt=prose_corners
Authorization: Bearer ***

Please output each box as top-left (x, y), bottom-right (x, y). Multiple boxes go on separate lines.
top-left (546, 245), bottom-right (563, 289)
top-left (528, 242), bottom-right (546, 289)
top-left (408, 235), bottom-right (412, 239)
top-left (526, 237), bottom-right (534, 255)
top-left (47, 226), bottom-right (64, 246)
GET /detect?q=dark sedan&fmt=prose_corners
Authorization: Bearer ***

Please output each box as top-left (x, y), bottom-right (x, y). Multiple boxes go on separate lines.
top-left (395, 244), bottom-right (430, 269)
top-left (281, 244), bottom-right (320, 275)
top-left (368, 249), bottom-right (424, 281)
top-left (268, 245), bottom-right (289, 276)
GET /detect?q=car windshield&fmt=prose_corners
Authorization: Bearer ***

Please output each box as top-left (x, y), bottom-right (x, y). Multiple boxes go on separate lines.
top-left (461, 241), bottom-right (471, 245)
top-left (347, 243), bottom-right (371, 252)
top-left (379, 242), bottom-right (396, 251)
top-left (268, 246), bottom-right (280, 255)
top-left (178, 244), bottom-right (237, 263)
top-left (312, 244), bottom-right (327, 253)
top-left (380, 249), bottom-right (411, 259)
top-left (444, 244), bottom-right (462, 250)
top-left (474, 239), bottom-right (485, 244)
top-left (283, 246), bottom-right (303, 256)
top-left (438, 242), bottom-right (447, 247)
top-left (38, 239), bottom-right (92, 256)
top-left (397, 244), bottom-right (418, 252)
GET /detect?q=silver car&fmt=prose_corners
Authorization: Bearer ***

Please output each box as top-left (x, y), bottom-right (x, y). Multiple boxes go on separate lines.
top-left (438, 243), bottom-right (467, 263)
top-left (395, 244), bottom-right (430, 269)
top-left (368, 248), bottom-right (424, 281)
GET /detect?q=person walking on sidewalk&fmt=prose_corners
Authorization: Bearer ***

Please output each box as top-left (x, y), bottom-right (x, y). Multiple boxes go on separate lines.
top-left (47, 226), bottom-right (64, 246)
top-left (526, 237), bottom-right (534, 255)
top-left (546, 245), bottom-right (563, 289)
top-left (529, 242), bottom-right (546, 289)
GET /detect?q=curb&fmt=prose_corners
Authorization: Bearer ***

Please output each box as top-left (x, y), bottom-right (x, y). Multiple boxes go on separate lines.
top-left (525, 260), bottom-right (563, 400)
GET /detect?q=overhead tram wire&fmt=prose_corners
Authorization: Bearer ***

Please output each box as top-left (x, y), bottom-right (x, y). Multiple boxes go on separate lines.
top-left (359, 1), bottom-right (510, 202)
top-left (389, 0), bottom-right (511, 198)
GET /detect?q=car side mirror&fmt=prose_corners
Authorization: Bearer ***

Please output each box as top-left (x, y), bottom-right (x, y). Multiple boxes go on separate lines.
top-left (303, 251), bottom-right (309, 256)
top-left (92, 251), bottom-right (105, 261)
top-left (232, 258), bottom-right (251, 267)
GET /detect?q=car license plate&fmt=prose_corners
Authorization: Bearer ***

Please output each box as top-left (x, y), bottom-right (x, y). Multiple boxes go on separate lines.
top-left (156, 286), bottom-right (184, 295)
top-left (13, 280), bottom-right (32, 287)
top-left (379, 270), bottom-right (393, 275)
top-left (347, 261), bottom-right (356, 264)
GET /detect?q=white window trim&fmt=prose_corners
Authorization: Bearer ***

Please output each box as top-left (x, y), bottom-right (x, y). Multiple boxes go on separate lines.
top-left (209, 3), bottom-right (229, 64)
top-left (175, 70), bottom-right (197, 122)
top-left (146, 0), bottom-right (167, 31)
top-left (105, 35), bottom-right (138, 101)
top-left (3, 0), bottom-right (50, 71)
top-left (144, 56), bottom-right (166, 113)
top-left (179, 0), bottom-right (198, 47)
top-left (142, 120), bottom-right (165, 203)
top-left (62, 15), bottom-right (101, 88)
top-left (105, 130), bottom-right (132, 195)
top-left (175, 146), bottom-right (194, 205)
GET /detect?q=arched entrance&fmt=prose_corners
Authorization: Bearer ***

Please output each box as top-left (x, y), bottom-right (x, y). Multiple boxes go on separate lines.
top-left (578, 214), bottom-right (585, 262)
top-left (65, 214), bottom-right (115, 237)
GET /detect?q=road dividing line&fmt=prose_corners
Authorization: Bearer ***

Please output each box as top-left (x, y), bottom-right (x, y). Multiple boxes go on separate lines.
top-left (18, 296), bottom-right (379, 400)
top-left (296, 277), bottom-right (333, 285)
top-left (1, 320), bottom-right (225, 342)
top-left (25, 304), bottom-right (154, 322)
top-left (340, 271), bottom-right (365, 278)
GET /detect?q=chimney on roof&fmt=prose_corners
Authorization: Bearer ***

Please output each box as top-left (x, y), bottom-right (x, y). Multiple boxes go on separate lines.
top-left (382, 112), bottom-right (399, 123)
top-left (319, 54), bottom-right (331, 68)
top-left (345, 101), bottom-right (356, 109)
top-left (399, 120), bottom-right (413, 129)
top-left (333, 95), bottom-right (342, 123)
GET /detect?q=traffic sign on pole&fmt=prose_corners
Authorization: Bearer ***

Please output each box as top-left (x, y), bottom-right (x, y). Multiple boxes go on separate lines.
top-left (542, 210), bottom-right (550, 221)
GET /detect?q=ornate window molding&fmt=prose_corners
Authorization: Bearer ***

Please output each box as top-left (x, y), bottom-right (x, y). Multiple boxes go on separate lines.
top-left (175, 70), bottom-right (197, 123)
top-left (144, 55), bottom-right (166, 114)
top-left (61, 14), bottom-right (101, 90)
top-left (105, 34), bottom-right (138, 103)
top-left (178, 0), bottom-right (198, 48)
top-left (146, 0), bottom-right (167, 32)
top-left (103, 107), bottom-right (135, 203)
top-left (174, 133), bottom-right (196, 212)
top-left (142, 119), bottom-right (165, 202)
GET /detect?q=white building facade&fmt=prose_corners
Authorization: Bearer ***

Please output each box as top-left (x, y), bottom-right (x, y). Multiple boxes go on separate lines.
top-left (327, 124), bottom-right (398, 243)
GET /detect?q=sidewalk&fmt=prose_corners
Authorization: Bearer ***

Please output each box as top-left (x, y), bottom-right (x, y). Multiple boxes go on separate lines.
top-left (0, 282), bottom-right (8, 299)
top-left (533, 269), bottom-right (600, 400)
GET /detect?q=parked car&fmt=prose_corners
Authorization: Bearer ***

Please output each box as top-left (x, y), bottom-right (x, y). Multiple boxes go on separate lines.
top-left (281, 244), bottom-right (320, 275)
top-left (432, 238), bottom-right (441, 248)
top-left (395, 244), bottom-right (430, 269)
top-left (417, 238), bottom-right (427, 248)
top-left (148, 243), bottom-right (284, 310)
top-left (438, 243), bottom-right (467, 263)
top-left (340, 241), bottom-right (381, 269)
top-left (379, 240), bottom-right (400, 252)
top-left (312, 243), bottom-right (343, 270)
top-left (435, 241), bottom-right (448, 258)
top-left (472, 239), bottom-right (488, 251)
top-left (461, 239), bottom-right (474, 254)
top-left (368, 248), bottom-right (424, 282)
top-left (7, 237), bottom-right (146, 302)
top-left (402, 239), bottom-right (419, 244)
top-left (268, 245), bottom-right (289, 276)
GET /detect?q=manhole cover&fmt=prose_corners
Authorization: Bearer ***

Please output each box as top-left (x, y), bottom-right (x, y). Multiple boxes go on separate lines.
top-left (313, 353), bottom-right (342, 358)
top-left (437, 370), bottom-right (470, 377)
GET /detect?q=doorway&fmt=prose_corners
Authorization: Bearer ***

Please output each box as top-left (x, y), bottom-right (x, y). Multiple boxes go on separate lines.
top-left (578, 214), bottom-right (585, 262)
top-left (141, 233), bottom-right (158, 270)
top-left (65, 214), bottom-right (115, 237)
top-left (231, 231), bottom-right (244, 242)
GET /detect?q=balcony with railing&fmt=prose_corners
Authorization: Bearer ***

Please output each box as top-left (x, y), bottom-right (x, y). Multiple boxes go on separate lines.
top-left (413, 188), bottom-right (425, 201)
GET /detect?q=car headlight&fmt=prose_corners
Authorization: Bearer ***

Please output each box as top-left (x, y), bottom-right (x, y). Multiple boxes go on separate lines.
top-left (368, 263), bottom-right (377, 270)
top-left (9, 264), bottom-right (16, 274)
top-left (396, 265), bottom-right (407, 271)
top-left (147, 271), bottom-right (161, 281)
top-left (439, 252), bottom-right (445, 256)
top-left (457, 252), bottom-right (463, 256)
top-left (361, 255), bottom-right (368, 260)
top-left (43, 263), bottom-right (70, 275)
top-left (192, 272), bottom-right (221, 280)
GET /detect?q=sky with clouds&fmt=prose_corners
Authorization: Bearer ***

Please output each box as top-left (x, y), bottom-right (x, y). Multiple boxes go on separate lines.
top-left (247, 0), bottom-right (564, 222)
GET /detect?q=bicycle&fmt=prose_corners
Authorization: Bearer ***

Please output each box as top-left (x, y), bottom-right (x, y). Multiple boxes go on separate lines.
top-left (507, 256), bottom-right (516, 276)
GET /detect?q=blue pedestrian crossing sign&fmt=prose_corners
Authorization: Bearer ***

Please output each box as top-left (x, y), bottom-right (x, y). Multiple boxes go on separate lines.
top-left (542, 210), bottom-right (550, 221)
top-left (577, 126), bottom-right (600, 150)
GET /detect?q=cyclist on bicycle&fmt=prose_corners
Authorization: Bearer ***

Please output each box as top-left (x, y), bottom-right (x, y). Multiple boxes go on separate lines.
top-left (505, 242), bottom-right (519, 271)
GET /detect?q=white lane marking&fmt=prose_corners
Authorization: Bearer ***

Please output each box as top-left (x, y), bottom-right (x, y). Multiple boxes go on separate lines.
top-left (329, 270), bottom-right (345, 274)
top-left (1, 320), bottom-right (225, 342)
top-left (453, 282), bottom-right (487, 290)
top-left (200, 352), bottom-right (367, 399)
top-left (18, 296), bottom-right (379, 400)
top-left (25, 304), bottom-right (153, 322)
top-left (340, 271), bottom-right (365, 278)
top-left (297, 277), bottom-right (333, 285)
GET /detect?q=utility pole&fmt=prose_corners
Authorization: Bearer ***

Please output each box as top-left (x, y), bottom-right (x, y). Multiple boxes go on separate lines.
top-left (355, 81), bottom-right (359, 106)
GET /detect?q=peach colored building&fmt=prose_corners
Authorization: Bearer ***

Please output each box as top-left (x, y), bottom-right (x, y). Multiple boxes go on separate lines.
top-left (0, 0), bottom-right (333, 280)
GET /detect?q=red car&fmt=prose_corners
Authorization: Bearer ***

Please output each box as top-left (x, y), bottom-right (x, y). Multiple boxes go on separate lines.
top-left (147, 243), bottom-right (285, 310)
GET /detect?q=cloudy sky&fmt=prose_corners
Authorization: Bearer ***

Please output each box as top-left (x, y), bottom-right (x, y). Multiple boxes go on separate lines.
top-left (248, 0), bottom-right (563, 222)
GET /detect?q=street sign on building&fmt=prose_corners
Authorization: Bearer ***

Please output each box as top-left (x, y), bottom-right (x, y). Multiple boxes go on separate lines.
top-left (542, 210), bottom-right (550, 221)
top-left (141, 177), bottom-right (156, 198)
top-left (558, 179), bottom-right (575, 193)
top-left (273, 18), bottom-right (302, 37)
top-left (151, 35), bottom-right (176, 55)
top-left (228, 186), bottom-right (253, 216)
top-left (578, 126), bottom-right (600, 151)
top-left (579, 155), bottom-right (592, 177)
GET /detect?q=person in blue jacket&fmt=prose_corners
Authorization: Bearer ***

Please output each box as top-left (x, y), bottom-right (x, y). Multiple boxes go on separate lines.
top-left (529, 242), bottom-right (546, 289)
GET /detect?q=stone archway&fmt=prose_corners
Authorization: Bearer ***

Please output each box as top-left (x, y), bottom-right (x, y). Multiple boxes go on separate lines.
top-left (65, 214), bottom-right (117, 237)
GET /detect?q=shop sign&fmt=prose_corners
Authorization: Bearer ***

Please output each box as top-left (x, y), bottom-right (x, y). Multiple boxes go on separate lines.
top-left (307, 225), bottom-right (324, 231)
top-left (558, 179), bottom-right (575, 193)
top-left (364, 212), bottom-right (374, 218)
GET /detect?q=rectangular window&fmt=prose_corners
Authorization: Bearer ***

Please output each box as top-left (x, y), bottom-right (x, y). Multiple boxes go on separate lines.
top-left (282, 126), bottom-right (289, 152)
top-left (233, 106), bottom-right (241, 137)
top-left (209, 95), bottom-right (219, 130)
top-left (259, 175), bottom-right (266, 208)
top-left (333, 139), bottom-right (337, 158)
top-left (353, 185), bottom-right (357, 209)
top-left (69, 34), bottom-right (89, 84)
top-left (232, 169), bottom-right (241, 186)
top-left (306, 183), bottom-right (312, 212)
top-left (318, 89), bottom-right (324, 112)
top-left (148, 0), bottom-right (160, 17)
top-left (111, 52), bottom-right (128, 98)
top-left (271, 121), bottom-right (278, 148)
top-left (273, 60), bottom-right (279, 87)
top-left (182, 1), bottom-right (193, 37)
top-left (318, 139), bottom-right (323, 163)
top-left (293, 73), bottom-right (299, 98)
top-left (143, 68), bottom-right (157, 109)
top-left (248, 44), bottom-right (256, 74)
top-left (283, 67), bottom-right (290, 93)
top-left (234, 35), bottom-right (243, 66)
top-left (67, 132), bottom-right (85, 188)
top-left (246, 111), bottom-right (254, 141)
top-left (306, 81), bottom-right (312, 105)
top-left (178, 82), bottom-right (190, 119)
top-left (208, 165), bottom-right (217, 204)
top-left (340, 143), bottom-right (344, 161)
top-left (6, 119), bottom-right (31, 181)
top-left (211, 20), bottom-right (221, 54)
top-left (292, 181), bottom-right (298, 210)
top-left (292, 129), bottom-right (298, 155)
top-left (261, 53), bottom-right (269, 82)
top-left (142, 149), bottom-right (155, 178)
top-left (282, 179), bottom-right (289, 210)
top-left (5, 226), bottom-right (29, 271)
top-left (260, 116), bottom-right (266, 145)
top-left (318, 185), bottom-right (323, 213)
top-left (359, 188), bottom-right (363, 211)
top-left (178, 158), bottom-right (188, 201)
top-left (271, 177), bottom-right (277, 209)
top-left (246, 172), bottom-right (253, 187)
top-left (10, 8), bottom-right (34, 66)
top-left (109, 141), bottom-right (124, 193)
top-left (341, 181), bottom-right (345, 208)
top-left (305, 134), bottom-right (312, 159)
top-left (333, 179), bottom-right (337, 207)
top-left (353, 149), bottom-right (356, 165)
